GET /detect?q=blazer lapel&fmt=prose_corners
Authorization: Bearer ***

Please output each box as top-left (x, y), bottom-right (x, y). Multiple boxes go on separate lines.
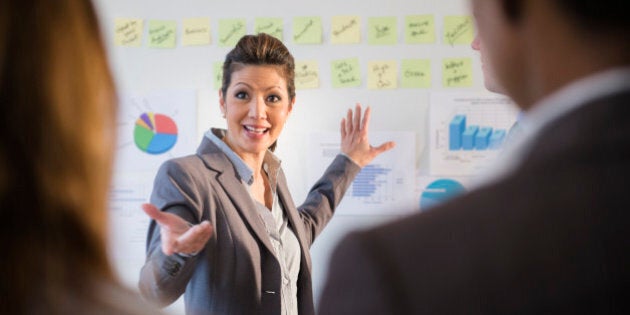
top-left (196, 137), bottom-right (277, 257)
top-left (276, 172), bottom-right (313, 272)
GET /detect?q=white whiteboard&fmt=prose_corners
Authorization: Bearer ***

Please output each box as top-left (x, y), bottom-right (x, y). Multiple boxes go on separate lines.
top-left (95, 0), bottom-right (495, 314)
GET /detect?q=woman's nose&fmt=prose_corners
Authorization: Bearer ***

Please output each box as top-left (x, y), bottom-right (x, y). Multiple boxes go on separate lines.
top-left (248, 97), bottom-right (266, 119)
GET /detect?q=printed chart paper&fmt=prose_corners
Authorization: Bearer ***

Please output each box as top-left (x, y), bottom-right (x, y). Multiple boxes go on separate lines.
top-left (429, 92), bottom-right (519, 176)
top-left (307, 131), bottom-right (416, 215)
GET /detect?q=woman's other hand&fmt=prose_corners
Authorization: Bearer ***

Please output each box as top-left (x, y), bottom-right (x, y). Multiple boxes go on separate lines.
top-left (142, 203), bottom-right (213, 256)
top-left (340, 104), bottom-right (395, 167)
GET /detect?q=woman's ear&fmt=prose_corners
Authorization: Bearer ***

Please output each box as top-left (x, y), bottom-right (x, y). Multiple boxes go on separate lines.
top-left (288, 96), bottom-right (296, 115)
top-left (218, 89), bottom-right (226, 118)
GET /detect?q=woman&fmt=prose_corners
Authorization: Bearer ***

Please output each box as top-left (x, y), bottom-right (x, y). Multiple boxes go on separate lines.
top-left (0, 0), bottom-right (159, 314)
top-left (139, 33), bottom-right (394, 315)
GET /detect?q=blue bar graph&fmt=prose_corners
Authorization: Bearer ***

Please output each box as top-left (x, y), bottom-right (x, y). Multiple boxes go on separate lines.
top-left (449, 115), bottom-right (466, 150)
top-left (352, 164), bottom-right (391, 197)
top-left (449, 115), bottom-right (506, 151)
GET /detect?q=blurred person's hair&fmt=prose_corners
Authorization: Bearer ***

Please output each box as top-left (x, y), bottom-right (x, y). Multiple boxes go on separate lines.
top-left (0, 0), bottom-right (119, 313)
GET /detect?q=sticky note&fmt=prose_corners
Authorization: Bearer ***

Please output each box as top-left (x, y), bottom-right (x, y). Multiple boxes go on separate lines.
top-left (293, 17), bottom-right (322, 44)
top-left (442, 58), bottom-right (472, 87)
top-left (405, 15), bottom-right (435, 44)
top-left (331, 16), bottom-right (361, 44)
top-left (295, 61), bottom-right (320, 89)
top-left (255, 18), bottom-right (283, 41)
top-left (401, 59), bottom-right (431, 88)
top-left (114, 18), bottom-right (143, 47)
top-left (443, 16), bottom-right (474, 45)
top-left (148, 20), bottom-right (177, 48)
top-left (182, 18), bottom-right (211, 46)
top-left (218, 18), bottom-right (247, 47)
top-left (331, 58), bottom-right (361, 88)
top-left (367, 17), bottom-right (397, 45)
top-left (367, 61), bottom-right (398, 89)
top-left (214, 61), bottom-right (224, 90)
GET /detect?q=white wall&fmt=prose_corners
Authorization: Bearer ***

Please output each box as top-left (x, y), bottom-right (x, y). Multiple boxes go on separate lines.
top-left (95, 0), bottom-right (486, 314)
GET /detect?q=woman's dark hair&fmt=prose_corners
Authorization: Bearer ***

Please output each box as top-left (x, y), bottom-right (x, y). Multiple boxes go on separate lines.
top-left (221, 33), bottom-right (295, 101)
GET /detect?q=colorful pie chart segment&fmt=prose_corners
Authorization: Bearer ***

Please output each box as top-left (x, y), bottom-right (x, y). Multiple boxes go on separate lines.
top-left (133, 112), bottom-right (178, 154)
top-left (420, 178), bottom-right (465, 210)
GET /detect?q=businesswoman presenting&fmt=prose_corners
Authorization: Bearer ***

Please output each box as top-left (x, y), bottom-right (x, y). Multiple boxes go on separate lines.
top-left (139, 33), bottom-right (394, 315)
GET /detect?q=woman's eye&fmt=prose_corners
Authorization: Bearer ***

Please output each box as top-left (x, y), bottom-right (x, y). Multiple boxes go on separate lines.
top-left (235, 92), bottom-right (247, 99)
top-left (266, 95), bottom-right (280, 103)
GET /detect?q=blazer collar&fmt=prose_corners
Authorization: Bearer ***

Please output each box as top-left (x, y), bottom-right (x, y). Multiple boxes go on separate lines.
top-left (195, 135), bottom-right (278, 257)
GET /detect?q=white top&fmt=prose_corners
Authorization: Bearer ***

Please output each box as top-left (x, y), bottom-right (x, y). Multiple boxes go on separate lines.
top-left (473, 67), bottom-right (630, 189)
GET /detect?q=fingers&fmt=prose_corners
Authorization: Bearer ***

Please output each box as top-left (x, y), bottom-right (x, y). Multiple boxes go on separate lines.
top-left (372, 141), bottom-right (396, 155)
top-left (143, 203), bottom-right (189, 233)
top-left (345, 108), bottom-right (353, 134)
top-left (175, 221), bottom-right (213, 252)
top-left (361, 106), bottom-right (371, 135)
top-left (353, 103), bottom-right (362, 131)
top-left (340, 118), bottom-right (347, 139)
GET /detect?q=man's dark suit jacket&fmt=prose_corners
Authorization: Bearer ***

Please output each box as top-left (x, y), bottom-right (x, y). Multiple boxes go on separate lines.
top-left (318, 89), bottom-right (630, 314)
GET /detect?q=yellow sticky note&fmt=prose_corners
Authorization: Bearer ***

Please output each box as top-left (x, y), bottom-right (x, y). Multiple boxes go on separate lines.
top-left (148, 20), bottom-right (177, 48)
top-left (331, 16), bottom-right (361, 44)
top-left (182, 18), bottom-right (211, 46)
top-left (405, 15), bottom-right (435, 44)
top-left (214, 61), bottom-right (224, 90)
top-left (367, 61), bottom-right (398, 89)
top-left (293, 17), bottom-right (322, 44)
top-left (331, 58), bottom-right (361, 88)
top-left (443, 16), bottom-right (474, 45)
top-left (295, 61), bottom-right (320, 89)
top-left (255, 18), bottom-right (283, 41)
top-left (442, 58), bottom-right (472, 87)
top-left (368, 17), bottom-right (397, 45)
top-left (401, 59), bottom-right (431, 88)
top-left (114, 18), bottom-right (143, 47)
top-left (218, 18), bottom-right (247, 47)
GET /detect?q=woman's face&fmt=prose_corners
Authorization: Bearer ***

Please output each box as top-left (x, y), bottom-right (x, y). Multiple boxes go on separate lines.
top-left (220, 65), bottom-right (294, 157)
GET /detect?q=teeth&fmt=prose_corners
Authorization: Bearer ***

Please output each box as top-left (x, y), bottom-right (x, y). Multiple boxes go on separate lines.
top-left (244, 125), bottom-right (268, 134)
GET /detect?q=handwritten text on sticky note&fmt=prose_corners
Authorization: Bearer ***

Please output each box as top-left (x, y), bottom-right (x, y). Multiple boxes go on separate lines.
top-left (182, 18), bottom-right (211, 46)
top-left (214, 61), bottom-right (224, 90)
top-left (218, 18), bottom-right (246, 47)
top-left (114, 18), bottom-right (143, 47)
top-left (331, 16), bottom-right (361, 44)
top-left (368, 61), bottom-right (398, 89)
top-left (405, 15), bottom-right (435, 44)
top-left (401, 59), bottom-right (431, 88)
top-left (443, 16), bottom-right (474, 45)
top-left (295, 61), bottom-right (320, 89)
top-left (293, 17), bottom-right (322, 44)
top-left (368, 17), bottom-right (397, 45)
top-left (443, 58), bottom-right (472, 87)
top-left (331, 58), bottom-right (361, 88)
top-left (255, 18), bottom-right (283, 40)
top-left (148, 20), bottom-right (177, 48)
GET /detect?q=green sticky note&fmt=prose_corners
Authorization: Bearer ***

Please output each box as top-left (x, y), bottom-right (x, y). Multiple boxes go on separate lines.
top-left (442, 58), bottom-right (472, 87)
top-left (367, 61), bottom-right (398, 89)
top-left (148, 20), bottom-right (177, 48)
top-left (368, 17), bottom-right (397, 45)
top-left (114, 18), bottom-right (143, 47)
top-left (331, 58), bottom-right (361, 88)
top-left (255, 17), bottom-right (283, 41)
top-left (295, 60), bottom-right (320, 89)
top-left (213, 61), bottom-right (224, 90)
top-left (443, 16), bottom-right (474, 45)
top-left (331, 16), bottom-right (361, 44)
top-left (182, 17), bottom-right (211, 46)
top-left (293, 17), bottom-right (322, 44)
top-left (405, 15), bottom-right (435, 44)
top-left (401, 59), bottom-right (431, 88)
top-left (218, 18), bottom-right (247, 47)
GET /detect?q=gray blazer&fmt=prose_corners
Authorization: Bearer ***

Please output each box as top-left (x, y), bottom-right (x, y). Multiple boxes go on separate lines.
top-left (139, 135), bottom-right (360, 315)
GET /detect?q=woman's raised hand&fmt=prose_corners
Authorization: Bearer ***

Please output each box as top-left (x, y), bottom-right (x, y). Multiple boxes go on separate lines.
top-left (340, 104), bottom-right (395, 167)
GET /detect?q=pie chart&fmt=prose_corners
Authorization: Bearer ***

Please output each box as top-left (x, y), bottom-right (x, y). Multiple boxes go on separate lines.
top-left (133, 112), bottom-right (178, 154)
top-left (420, 178), bottom-right (465, 210)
